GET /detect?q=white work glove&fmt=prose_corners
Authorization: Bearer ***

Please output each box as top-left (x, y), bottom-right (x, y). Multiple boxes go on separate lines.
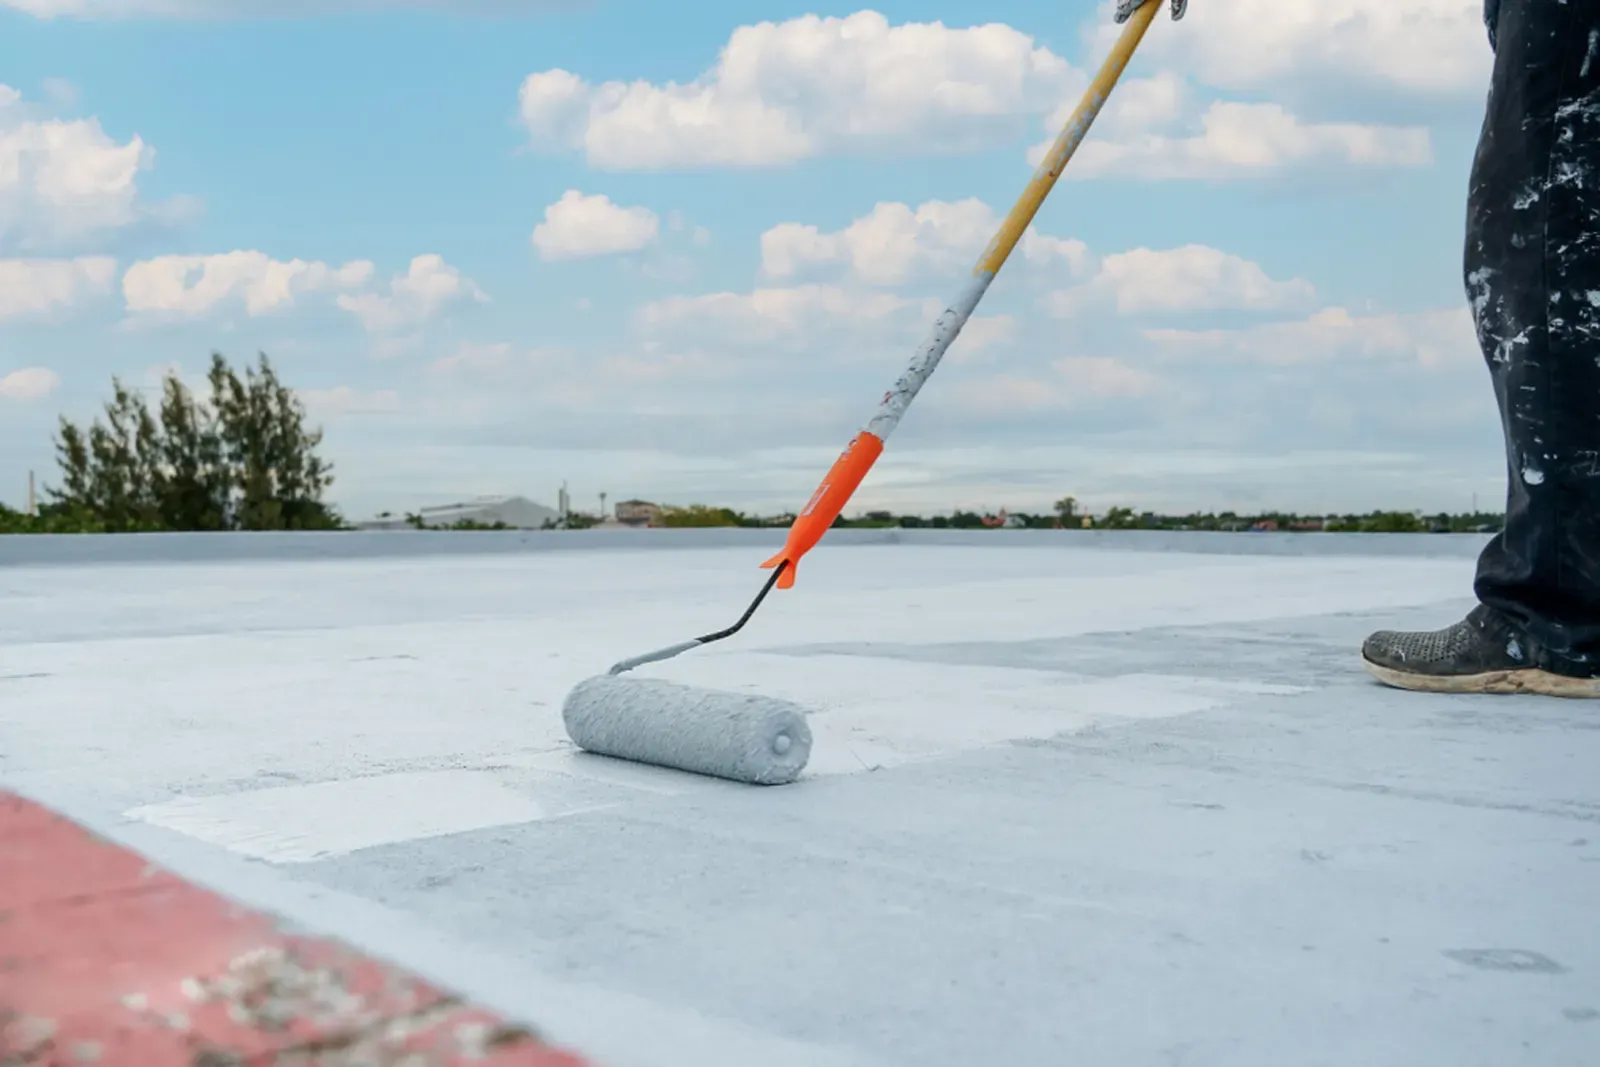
top-left (1115, 0), bottom-right (1187, 21)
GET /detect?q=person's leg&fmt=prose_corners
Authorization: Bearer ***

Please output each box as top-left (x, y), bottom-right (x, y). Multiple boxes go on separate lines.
top-left (1362, 0), bottom-right (1600, 696)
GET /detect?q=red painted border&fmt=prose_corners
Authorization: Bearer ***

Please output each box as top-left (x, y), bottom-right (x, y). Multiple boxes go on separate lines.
top-left (0, 790), bottom-right (596, 1066)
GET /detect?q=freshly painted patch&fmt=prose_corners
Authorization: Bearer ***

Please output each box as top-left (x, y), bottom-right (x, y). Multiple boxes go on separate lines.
top-left (653, 653), bottom-right (1235, 777)
top-left (125, 770), bottom-right (582, 863)
top-left (503, 747), bottom-right (727, 797)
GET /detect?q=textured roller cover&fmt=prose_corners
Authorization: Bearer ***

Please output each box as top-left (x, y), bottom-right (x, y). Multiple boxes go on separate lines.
top-left (562, 675), bottom-right (813, 786)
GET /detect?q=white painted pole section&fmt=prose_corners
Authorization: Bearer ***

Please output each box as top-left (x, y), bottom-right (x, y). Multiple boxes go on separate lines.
top-left (863, 268), bottom-right (998, 442)
top-left (862, 87), bottom-right (1114, 445)
top-left (857, 0), bottom-right (1171, 446)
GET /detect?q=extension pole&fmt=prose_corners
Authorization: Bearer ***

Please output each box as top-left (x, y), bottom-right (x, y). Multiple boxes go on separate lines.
top-left (760, 1), bottom-right (1164, 588)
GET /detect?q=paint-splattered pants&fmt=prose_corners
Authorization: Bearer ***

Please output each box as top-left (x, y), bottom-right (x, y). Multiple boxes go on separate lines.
top-left (1470, 0), bottom-right (1600, 676)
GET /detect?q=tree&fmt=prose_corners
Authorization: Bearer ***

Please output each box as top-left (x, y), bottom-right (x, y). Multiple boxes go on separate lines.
top-left (1361, 510), bottom-right (1425, 533)
top-left (206, 353), bottom-right (337, 529)
top-left (1100, 506), bottom-right (1137, 529)
top-left (153, 371), bottom-right (230, 530)
top-left (47, 352), bottom-right (341, 532)
top-left (661, 504), bottom-right (747, 527)
top-left (0, 501), bottom-right (106, 534)
top-left (1054, 496), bottom-right (1078, 522)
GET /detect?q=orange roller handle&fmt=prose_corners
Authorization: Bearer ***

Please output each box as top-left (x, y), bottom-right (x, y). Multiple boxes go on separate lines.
top-left (759, 431), bottom-right (885, 588)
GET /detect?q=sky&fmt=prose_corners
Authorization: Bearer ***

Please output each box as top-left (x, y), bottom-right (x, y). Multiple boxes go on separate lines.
top-left (0, 0), bottom-right (1505, 521)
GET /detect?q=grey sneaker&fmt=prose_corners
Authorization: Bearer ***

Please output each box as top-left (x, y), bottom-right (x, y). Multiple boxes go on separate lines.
top-left (1362, 604), bottom-right (1600, 697)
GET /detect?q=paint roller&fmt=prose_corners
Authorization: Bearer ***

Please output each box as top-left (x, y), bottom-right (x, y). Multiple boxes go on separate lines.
top-left (561, 2), bottom-right (1169, 785)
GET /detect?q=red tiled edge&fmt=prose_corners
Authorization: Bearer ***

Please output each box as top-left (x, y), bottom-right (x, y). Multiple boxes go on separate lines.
top-left (0, 790), bottom-right (596, 1066)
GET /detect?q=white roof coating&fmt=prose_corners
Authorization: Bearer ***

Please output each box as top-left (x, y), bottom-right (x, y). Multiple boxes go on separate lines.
top-left (2, 529), bottom-right (1596, 1067)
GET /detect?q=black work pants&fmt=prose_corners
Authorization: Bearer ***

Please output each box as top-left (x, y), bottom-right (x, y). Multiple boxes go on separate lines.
top-left (1469, 0), bottom-right (1600, 676)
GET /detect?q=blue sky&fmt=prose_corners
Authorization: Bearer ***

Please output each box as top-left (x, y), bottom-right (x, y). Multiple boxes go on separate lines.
top-left (0, 0), bottom-right (1502, 521)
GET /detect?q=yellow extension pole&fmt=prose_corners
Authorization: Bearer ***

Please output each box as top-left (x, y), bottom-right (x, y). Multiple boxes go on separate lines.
top-left (976, 2), bottom-right (1161, 275)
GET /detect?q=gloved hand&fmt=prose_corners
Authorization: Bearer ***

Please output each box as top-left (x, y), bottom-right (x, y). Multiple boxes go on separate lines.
top-left (1114, 0), bottom-right (1187, 22)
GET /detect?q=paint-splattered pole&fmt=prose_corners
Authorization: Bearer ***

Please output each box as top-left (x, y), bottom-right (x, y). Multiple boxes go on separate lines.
top-left (602, 6), bottom-right (1172, 675)
top-left (760, 0), bottom-right (1169, 589)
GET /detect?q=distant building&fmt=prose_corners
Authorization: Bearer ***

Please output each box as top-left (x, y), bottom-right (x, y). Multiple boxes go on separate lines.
top-left (356, 495), bottom-right (559, 531)
top-left (614, 499), bottom-right (662, 528)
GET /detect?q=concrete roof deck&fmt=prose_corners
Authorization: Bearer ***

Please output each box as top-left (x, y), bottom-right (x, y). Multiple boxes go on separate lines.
top-left (2, 529), bottom-right (1596, 1066)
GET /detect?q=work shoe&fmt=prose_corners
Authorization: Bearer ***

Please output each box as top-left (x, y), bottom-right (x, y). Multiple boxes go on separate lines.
top-left (1362, 604), bottom-right (1600, 697)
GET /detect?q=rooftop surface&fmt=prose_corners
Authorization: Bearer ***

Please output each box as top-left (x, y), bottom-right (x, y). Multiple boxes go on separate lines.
top-left (2, 529), bottom-right (1596, 1066)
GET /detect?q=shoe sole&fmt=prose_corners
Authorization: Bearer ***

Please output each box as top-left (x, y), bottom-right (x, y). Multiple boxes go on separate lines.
top-left (1362, 657), bottom-right (1600, 698)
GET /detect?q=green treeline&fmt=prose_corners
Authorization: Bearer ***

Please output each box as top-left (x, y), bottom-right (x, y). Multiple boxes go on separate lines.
top-left (1, 353), bottom-right (340, 534)
top-left (2, 358), bottom-right (1503, 537)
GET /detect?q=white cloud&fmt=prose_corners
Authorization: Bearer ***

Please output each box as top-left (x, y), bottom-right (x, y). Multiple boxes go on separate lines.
top-left (136, 360), bottom-right (211, 399)
top-left (39, 78), bottom-right (78, 109)
top-left (370, 335), bottom-right (423, 361)
top-left (637, 283), bottom-right (914, 346)
top-left (950, 375), bottom-right (1065, 416)
top-left (429, 340), bottom-right (516, 376)
top-left (427, 340), bottom-right (569, 377)
top-left (1145, 305), bottom-right (1479, 367)
top-left (630, 282), bottom-right (1022, 382)
top-left (122, 250), bottom-right (374, 319)
top-left (0, 256), bottom-right (117, 319)
top-left (950, 314), bottom-right (1018, 363)
top-left (424, 338), bottom-right (727, 410)
top-left (1093, 0), bottom-right (1491, 97)
top-left (512, 5), bottom-right (1461, 178)
top-left (950, 356), bottom-right (1161, 415)
top-left (1033, 99), bottom-right (1432, 179)
top-left (335, 254), bottom-right (488, 333)
top-left (420, 340), bottom-right (609, 411)
top-left (0, 366), bottom-right (62, 401)
top-left (666, 211), bottom-right (713, 247)
top-left (1046, 245), bottom-right (1316, 316)
top-left (761, 198), bottom-right (1089, 286)
top-left (531, 190), bottom-right (659, 261)
top-left (518, 11), bottom-right (1082, 169)
top-left (0, 84), bottom-right (164, 251)
top-left (1055, 354), bottom-right (1161, 397)
top-left (299, 385), bottom-right (402, 419)
top-left (598, 350), bottom-right (722, 385)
